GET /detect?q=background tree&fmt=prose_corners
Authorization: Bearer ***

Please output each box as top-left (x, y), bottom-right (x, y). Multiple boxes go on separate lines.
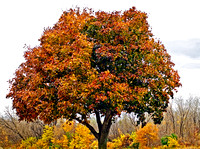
top-left (0, 108), bottom-right (44, 147)
top-left (167, 102), bottom-right (176, 134)
top-left (7, 7), bottom-right (181, 148)
top-left (157, 96), bottom-right (200, 146)
top-left (109, 112), bottom-right (137, 139)
top-left (176, 97), bottom-right (191, 140)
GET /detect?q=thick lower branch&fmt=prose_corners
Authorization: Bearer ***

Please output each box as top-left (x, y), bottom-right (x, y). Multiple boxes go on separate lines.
top-left (95, 109), bottom-right (102, 133)
top-left (102, 110), bottom-right (113, 130)
top-left (75, 118), bottom-right (99, 139)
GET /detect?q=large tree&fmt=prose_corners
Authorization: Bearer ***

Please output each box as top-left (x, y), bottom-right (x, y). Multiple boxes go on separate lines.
top-left (7, 7), bottom-right (181, 148)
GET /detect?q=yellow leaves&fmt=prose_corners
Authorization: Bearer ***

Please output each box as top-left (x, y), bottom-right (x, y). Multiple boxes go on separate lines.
top-left (111, 132), bottom-right (138, 149)
top-left (112, 134), bottom-right (124, 147)
top-left (62, 121), bottom-right (74, 132)
top-left (52, 121), bottom-right (75, 148)
top-left (69, 123), bottom-right (95, 149)
top-left (91, 140), bottom-right (98, 148)
top-left (136, 123), bottom-right (159, 148)
top-left (19, 125), bottom-right (54, 148)
top-left (55, 121), bottom-right (95, 148)
top-left (60, 122), bottom-right (95, 149)
top-left (69, 74), bottom-right (77, 82)
top-left (39, 125), bottom-right (54, 147)
top-left (167, 137), bottom-right (180, 148)
top-left (43, 125), bottom-right (54, 137)
top-left (20, 137), bottom-right (37, 148)
top-left (18, 121), bottom-right (95, 148)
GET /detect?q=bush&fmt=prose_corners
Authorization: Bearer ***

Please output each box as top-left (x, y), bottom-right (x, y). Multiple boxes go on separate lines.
top-left (20, 137), bottom-right (37, 148)
top-left (136, 123), bottom-right (159, 148)
top-left (111, 131), bottom-right (139, 149)
top-left (18, 121), bottom-right (95, 148)
top-left (168, 137), bottom-right (179, 148)
top-left (111, 123), bottom-right (159, 149)
top-left (161, 136), bottom-right (168, 146)
top-left (69, 123), bottom-right (95, 149)
top-left (161, 133), bottom-right (179, 148)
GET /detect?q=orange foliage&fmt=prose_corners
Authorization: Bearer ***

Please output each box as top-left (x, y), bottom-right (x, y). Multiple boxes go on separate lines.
top-left (136, 123), bottom-right (159, 148)
top-left (7, 6), bottom-right (180, 125)
top-left (7, 6), bottom-right (181, 148)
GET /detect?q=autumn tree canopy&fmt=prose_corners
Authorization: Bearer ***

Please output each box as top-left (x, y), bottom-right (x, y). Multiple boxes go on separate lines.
top-left (7, 7), bottom-right (181, 148)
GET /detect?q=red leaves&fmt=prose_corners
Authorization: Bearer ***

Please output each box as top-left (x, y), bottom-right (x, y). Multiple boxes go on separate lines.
top-left (95, 94), bottom-right (107, 103)
top-left (89, 80), bottom-right (101, 89)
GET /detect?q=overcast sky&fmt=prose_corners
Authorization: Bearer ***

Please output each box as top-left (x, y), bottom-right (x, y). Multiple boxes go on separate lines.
top-left (1, 0), bottom-right (200, 114)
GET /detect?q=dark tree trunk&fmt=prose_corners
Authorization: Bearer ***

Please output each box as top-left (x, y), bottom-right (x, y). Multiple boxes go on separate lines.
top-left (180, 119), bottom-right (184, 139)
top-left (80, 110), bottom-right (113, 149)
top-left (141, 121), bottom-right (147, 128)
top-left (98, 136), bottom-right (108, 149)
top-left (96, 110), bottom-right (113, 149)
top-left (98, 114), bottom-right (112, 149)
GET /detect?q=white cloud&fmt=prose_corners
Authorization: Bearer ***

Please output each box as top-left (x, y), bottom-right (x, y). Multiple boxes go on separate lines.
top-left (164, 41), bottom-right (200, 98)
top-left (166, 39), bottom-right (200, 58)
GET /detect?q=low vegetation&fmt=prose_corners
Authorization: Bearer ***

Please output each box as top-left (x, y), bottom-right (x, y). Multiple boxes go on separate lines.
top-left (1, 96), bottom-right (200, 148)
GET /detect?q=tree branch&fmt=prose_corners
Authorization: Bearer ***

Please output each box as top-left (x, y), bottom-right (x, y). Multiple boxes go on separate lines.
top-left (95, 109), bottom-right (102, 133)
top-left (0, 117), bottom-right (25, 140)
top-left (75, 117), bottom-right (99, 139)
top-left (102, 110), bottom-right (113, 133)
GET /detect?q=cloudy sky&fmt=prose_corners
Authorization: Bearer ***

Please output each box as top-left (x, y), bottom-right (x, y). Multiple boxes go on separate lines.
top-left (0, 0), bottom-right (200, 114)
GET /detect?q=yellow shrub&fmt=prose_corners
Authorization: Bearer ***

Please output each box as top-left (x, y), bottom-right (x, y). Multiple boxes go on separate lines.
top-left (33, 139), bottom-right (44, 148)
top-left (42, 125), bottom-right (54, 143)
top-left (18, 121), bottom-right (95, 149)
top-left (168, 137), bottom-right (179, 148)
top-left (91, 140), bottom-right (98, 149)
top-left (136, 123), bottom-right (159, 148)
top-left (51, 121), bottom-right (94, 148)
top-left (69, 123), bottom-right (95, 149)
top-left (112, 134), bottom-right (124, 148)
top-left (107, 141), bottom-right (114, 149)
top-left (20, 137), bottom-right (37, 148)
top-left (112, 132), bottom-right (138, 149)
top-left (62, 121), bottom-right (75, 132)
top-left (90, 140), bottom-right (116, 149)
top-left (36, 125), bottom-right (54, 148)
top-left (51, 121), bottom-right (74, 148)
top-left (153, 145), bottom-right (168, 149)
top-left (18, 125), bottom-right (54, 148)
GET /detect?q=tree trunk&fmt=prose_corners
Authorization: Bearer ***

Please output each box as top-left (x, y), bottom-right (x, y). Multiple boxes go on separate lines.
top-left (96, 110), bottom-right (113, 149)
top-left (98, 133), bottom-right (109, 149)
top-left (180, 119), bottom-right (184, 139)
top-left (81, 110), bottom-right (113, 149)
